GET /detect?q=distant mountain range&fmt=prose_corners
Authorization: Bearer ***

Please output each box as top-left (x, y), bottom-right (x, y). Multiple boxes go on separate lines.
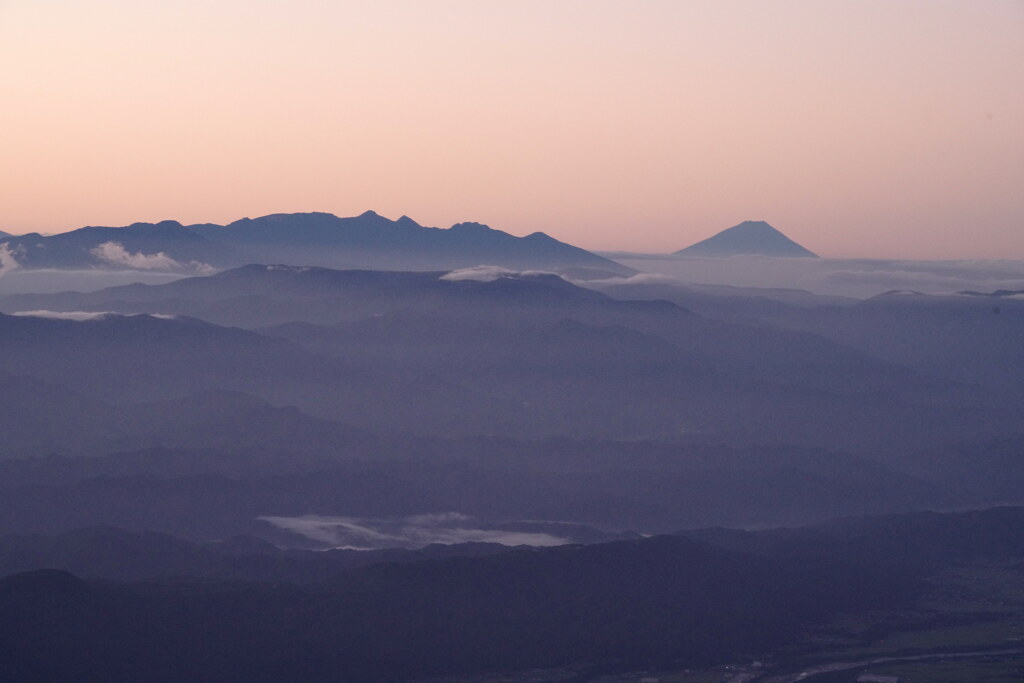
top-left (676, 220), bottom-right (818, 257)
top-left (0, 211), bottom-right (631, 275)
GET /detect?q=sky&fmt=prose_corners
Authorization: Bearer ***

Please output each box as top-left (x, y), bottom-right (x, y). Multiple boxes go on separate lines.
top-left (1, 0), bottom-right (1021, 258)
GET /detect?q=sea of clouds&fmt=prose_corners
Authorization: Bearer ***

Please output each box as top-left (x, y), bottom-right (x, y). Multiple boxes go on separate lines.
top-left (607, 254), bottom-right (1024, 298)
top-left (0, 267), bottom-right (187, 295)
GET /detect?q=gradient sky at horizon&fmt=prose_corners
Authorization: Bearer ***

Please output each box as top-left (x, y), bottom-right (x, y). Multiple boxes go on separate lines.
top-left (1, 0), bottom-right (1021, 258)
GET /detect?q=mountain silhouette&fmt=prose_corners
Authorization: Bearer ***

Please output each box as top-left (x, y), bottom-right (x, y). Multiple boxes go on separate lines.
top-left (0, 211), bottom-right (632, 275)
top-left (676, 220), bottom-right (818, 257)
top-left (191, 211), bottom-right (631, 274)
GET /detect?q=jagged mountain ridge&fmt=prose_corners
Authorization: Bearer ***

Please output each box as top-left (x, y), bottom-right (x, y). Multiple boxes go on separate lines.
top-left (0, 211), bottom-right (632, 275)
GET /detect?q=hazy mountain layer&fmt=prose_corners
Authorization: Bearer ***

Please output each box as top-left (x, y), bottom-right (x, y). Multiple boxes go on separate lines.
top-left (591, 277), bottom-right (1024, 395)
top-left (0, 265), bottom-right (1019, 543)
top-left (0, 266), bottom-right (1007, 455)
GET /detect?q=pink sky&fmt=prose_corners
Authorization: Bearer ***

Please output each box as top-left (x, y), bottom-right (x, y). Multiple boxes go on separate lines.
top-left (1, 1), bottom-right (1021, 258)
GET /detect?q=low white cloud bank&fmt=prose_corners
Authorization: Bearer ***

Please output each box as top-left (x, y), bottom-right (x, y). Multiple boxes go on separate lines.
top-left (91, 241), bottom-right (181, 270)
top-left (12, 310), bottom-right (115, 321)
top-left (441, 265), bottom-right (556, 282)
top-left (0, 243), bottom-right (20, 278)
top-left (11, 310), bottom-right (177, 321)
top-left (260, 512), bottom-right (570, 550)
top-left (582, 272), bottom-right (686, 287)
top-left (90, 241), bottom-right (214, 274)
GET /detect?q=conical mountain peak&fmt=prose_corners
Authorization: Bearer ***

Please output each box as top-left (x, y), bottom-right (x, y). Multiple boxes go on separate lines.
top-left (675, 220), bottom-right (817, 258)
